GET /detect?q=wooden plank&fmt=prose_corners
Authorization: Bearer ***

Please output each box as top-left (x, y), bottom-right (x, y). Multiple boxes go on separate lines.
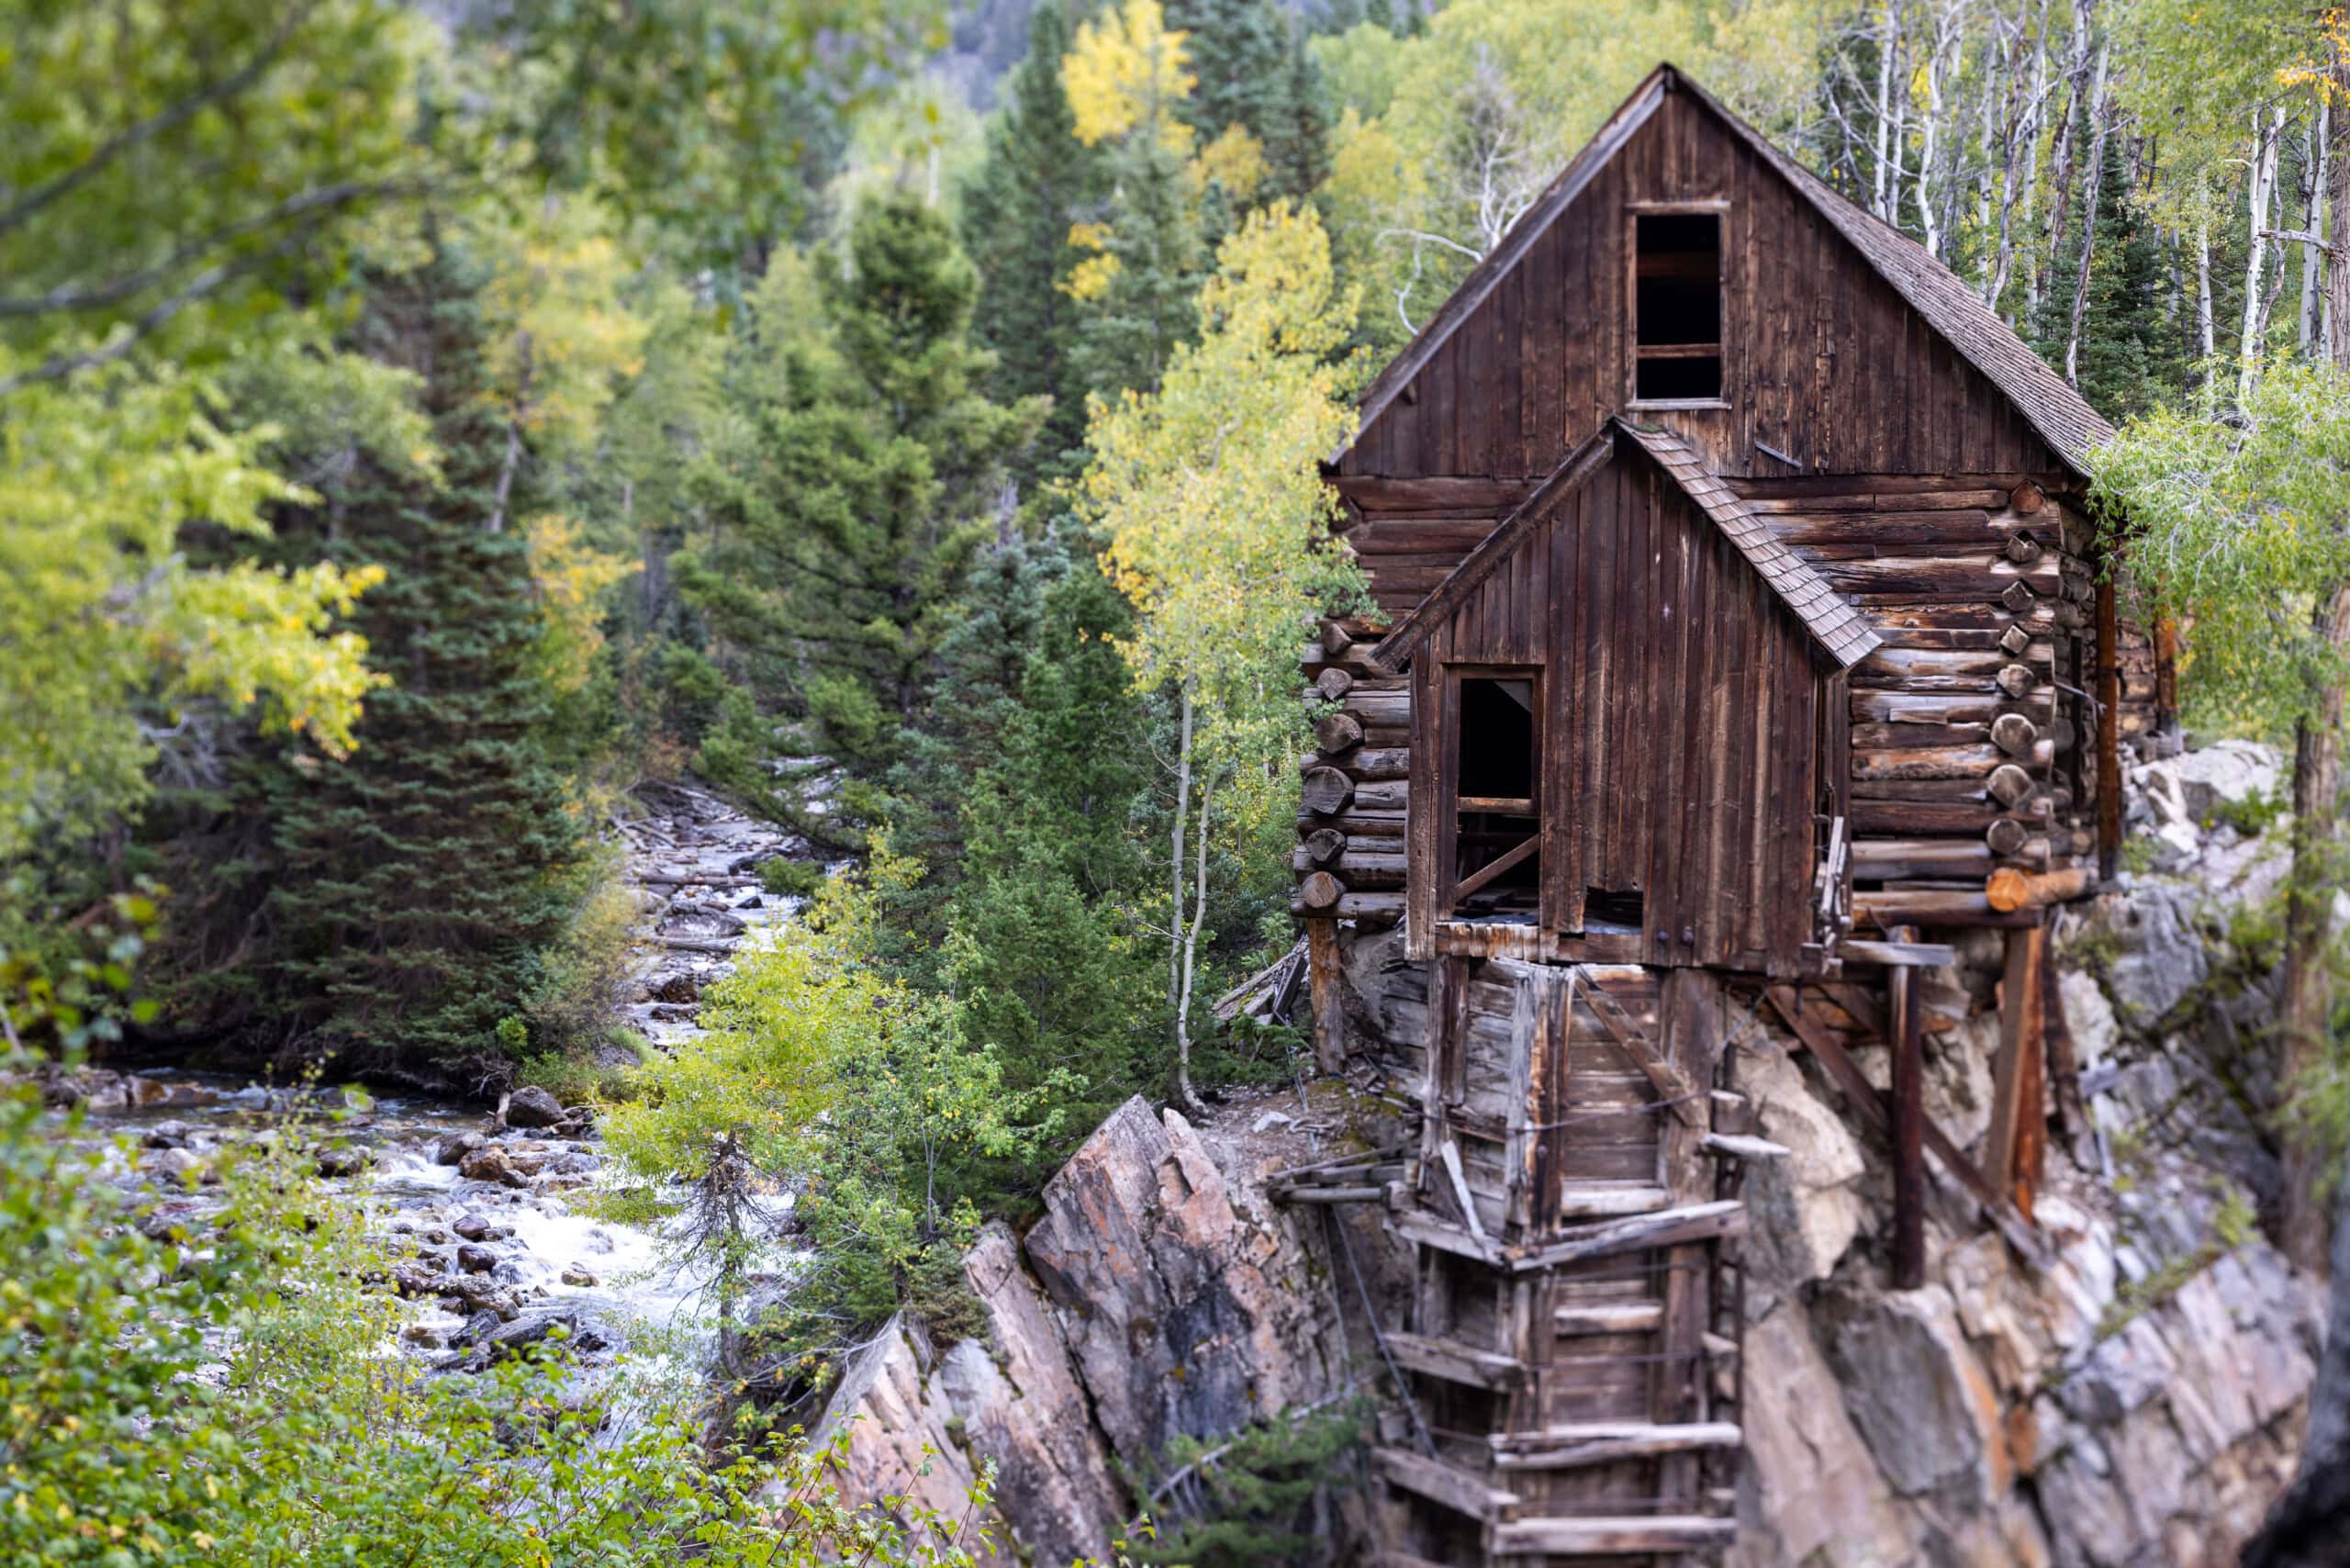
top-left (1384, 1334), bottom-right (1527, 1393)
top-left (1890, 946), bottom-right (1926, 1289)
top-left (1572, 967), bottom-right (1701, 1126)
top-left (1391, 1206), bottom-right (1508, 1268)
top-left (1508, 1201), bottom-right (1747, 1271)
top-left (1373, 1447), bottom-right (1520, 1524)
top-left (1492, 1422), bottom-right (1742, 1470)
top-left (1492, 1516), bottom-right (1738, 1553)
top-left (1839, 937), bottom-right (1959, 968)
top-left (1986, 924), bottom-right (2047, 1219)
top-left (1305, 917), bottom-right (1345, 1075)
top-left (1554, 1301), bottom-right (1663, 1336)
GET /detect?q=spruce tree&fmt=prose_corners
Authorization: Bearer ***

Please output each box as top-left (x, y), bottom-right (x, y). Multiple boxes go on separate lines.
top-left (1263, 31), bottom-right (1335, 204)
top-left (961, 2), bottom-right (1099, 488)
top-left (159, 242), bottom-right (597, 1085)
top-left (1167, 0), bottom-right (1289, 147)
top-left (1072, 133), bottom-right (1203, 399)
top-left (677, 196), bottom-right (1045, 840)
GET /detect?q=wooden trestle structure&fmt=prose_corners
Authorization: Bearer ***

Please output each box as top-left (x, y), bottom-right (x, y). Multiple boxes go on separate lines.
top-left (1373, 962), bottom-right (1753, 1561)
top-left (1277, 61), bottom-right (2177, 1568)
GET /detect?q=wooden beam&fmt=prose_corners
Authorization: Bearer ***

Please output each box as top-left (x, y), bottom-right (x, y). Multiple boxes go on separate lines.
top-left (1986, 865), bottom-right (2096, 912)
top-left (2097, 572), bottom-right (2121, 876)
top-left (1508, 1201), bottom-right (1747, 1271)
top-left (1492, 1422), bottom-right (1743, 1471)
top-left (1890, 937), bottom-right (1927, 1290)
top-left (1304, 916), bottom-right (1346, 1074)
top-left (1574, 966), bottom-right (1702, 1126)
top-left (1986, 925), bottom-right (2048, 1219)
top-left (1492, 1517), bottom-right (1738, 1553)
top-left (1383, 1333), bottom-right (1527, 1392)
top-left (1840, 937), bottom-right (1959, 967)
top-left (1373, 1447), bottom-right (1520, 1522)
top-left (1449, 833), bottom-right (1539, 906)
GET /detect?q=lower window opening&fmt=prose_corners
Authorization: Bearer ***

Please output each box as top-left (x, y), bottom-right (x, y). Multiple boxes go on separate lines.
top-left (1450, 675), bottom-right (1540, 922)
top-left (1584, 886), bottom-right (1645, 933)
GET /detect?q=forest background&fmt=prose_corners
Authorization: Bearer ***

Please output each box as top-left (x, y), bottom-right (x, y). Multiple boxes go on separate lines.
top-left (10, 0), bottom-right (2350, 1549)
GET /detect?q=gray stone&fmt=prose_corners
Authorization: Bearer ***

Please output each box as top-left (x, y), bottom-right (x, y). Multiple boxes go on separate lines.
top-left (1830, 1287), bottom-right (2009, 1501)
top-left (455, 1244), bottom-right (498, 1273)
top-left (1732, 1302), bottom-right (1919, 1567)
top-left (434, 1132), bottom-right (484, 1166)
top-left (1736, 1046), bottom-right (1866, 1293)
top-left (503, 1085), bottom-right (565, 1128)
top-left (2135, 740), bottom-right (2278, 825)
top-left (142, 1120), bottom-right (196, 1149)
top-left (451, 1212), bottom-right (493, 1242)
top-left (315, 1143), bottom-right (373, 1178)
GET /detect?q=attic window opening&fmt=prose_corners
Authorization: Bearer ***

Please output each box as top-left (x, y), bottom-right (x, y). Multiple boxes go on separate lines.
top-left (1633, 211), bottom-right (1723, 403)
top-left (1448, 674), bottom-right (1540, 920)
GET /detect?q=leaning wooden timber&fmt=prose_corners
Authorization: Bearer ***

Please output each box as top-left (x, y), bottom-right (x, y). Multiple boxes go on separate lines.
top-left (1298, 61), bottom-right (2163, 1567)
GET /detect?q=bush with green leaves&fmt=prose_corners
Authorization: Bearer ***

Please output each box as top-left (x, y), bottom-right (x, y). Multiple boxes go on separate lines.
top-left (0, 1062), bottom-right (990, 1566)
top-left (597, 850), bottom-right (1074, 1396)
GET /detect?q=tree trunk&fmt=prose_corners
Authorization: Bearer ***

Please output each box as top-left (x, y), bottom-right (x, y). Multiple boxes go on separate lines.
top-left (1172, 767), bottom-right (1214, 1114)
top-left (2304, 101), bottom-right (2331, 358)
top-left (2240, 106), bottom-right (2288, 403)
top-left (2281, 580), bottom-right (2350, 1277)
top-left (2064, 53), bottom-right (2112, 387)
top-left (2198, 221), bottom-right (2218, 364)
top-left (1871, 1), bottom-right (1899, 221)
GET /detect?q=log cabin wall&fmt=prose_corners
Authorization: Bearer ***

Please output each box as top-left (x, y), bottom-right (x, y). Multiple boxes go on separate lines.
top-left (1403, 445), bottom-right (1830, 976)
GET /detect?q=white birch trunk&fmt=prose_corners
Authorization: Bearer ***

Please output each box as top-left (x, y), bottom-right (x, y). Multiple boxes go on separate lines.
top-left (2240, 106), bottom-right (2288, 402)
top-left (2196, 220), bottom-right (2217, 363)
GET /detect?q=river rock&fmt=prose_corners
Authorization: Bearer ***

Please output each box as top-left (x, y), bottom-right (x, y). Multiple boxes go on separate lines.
top-left (140, 1147), bottom-right (207, 1185)
top-left (143, 1120), bottom-right (196, 1149)
top-left (441, 1273), bottom-right (518, 1318)
top-left (125, 1075), bottom-right (171, 1107)
top-left (315, 1143), bottom-right (373, 1178)
top-left (504, 1086), bottom-right (565, 1128)
top-left (456, 1243), bottom-right (498, 1273)
top-left (559, 1264), bottom-right (598, 1287)
top-left (451, 1212), bottom-right (494, 1242)
top-left (435, 1132), bottom-right (485, 1166)
top-left (457, 1146), bottom-right (514, 1183)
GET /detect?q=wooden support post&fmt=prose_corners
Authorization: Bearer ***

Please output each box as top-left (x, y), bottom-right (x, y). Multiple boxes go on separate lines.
top-left (2096, 573), bottom-right (2122, 878)
top-left (1304, 917), bottom-right (1346, 1075)
top-left (2154, 616), bottom-right (2182, 744)
top-left (1986, 925), bottom-right (2048, 1220)
top-left (1889, 939), bottom-right (1927, 1290)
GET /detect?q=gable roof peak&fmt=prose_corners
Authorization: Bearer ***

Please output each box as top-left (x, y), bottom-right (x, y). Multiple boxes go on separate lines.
top-left (1332, 62), bottom-right (2112, 475)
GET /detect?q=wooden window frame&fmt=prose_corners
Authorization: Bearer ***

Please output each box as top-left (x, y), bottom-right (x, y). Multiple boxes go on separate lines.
top-left (1626, 198), bottom-right (1731, 412)
top-left (1437, 664), bottom-right (1544, 920)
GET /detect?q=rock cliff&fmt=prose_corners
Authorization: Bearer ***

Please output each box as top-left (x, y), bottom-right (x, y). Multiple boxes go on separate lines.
top-left (819, 740), bottom-right (2324, 1568)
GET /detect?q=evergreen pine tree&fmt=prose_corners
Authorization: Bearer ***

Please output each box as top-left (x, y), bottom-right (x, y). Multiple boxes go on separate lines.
top-left (1072, 133), bottom-right (1203, 399)
top-left (160, 241), bottom-right (599, 1085)
top-left (1166, 0), bottom-right (1288, 147)
top-left (1262, 30), bottom-right (1334, 204)
top-left (677, 196), bottom-right (1045, 841)
top-left (2030, 129), bottom-right (2174, 420)
top-left (961, 2), bottom-right (1099, 487)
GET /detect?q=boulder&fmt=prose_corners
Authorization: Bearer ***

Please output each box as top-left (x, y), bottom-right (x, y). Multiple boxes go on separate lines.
top-left (315, 1143), bottom-right (373, 1179)
top-left (457, 1146), bottom-right (513, 1183)
top-left (559, 1264), bottom-right (599, 1287)
top-left (455, 1244), bottom-right (498, 1274)
top-left (142, 1120), bottom-right (196, 1149)
top-left (1830, 1287), bottom-right (2009, 1502)
top-left (434, 1132), bottom-right (485, 1166)
top-left (2135, 740), bottom-right (2278, 826)
top-left (503, 1086), bottom-right (565, 1128)
top-left (451, 1212), bottom-right (494, 1242)
top-left (140, 1147), bottom-right (207, 1186)
top-left (1733, 1302), bottom-right (1920, 1567)
top-left (1736, 1047), bottom-right (1867, 1293)
top-left (2079, 880), bottom-right (2210, 1033)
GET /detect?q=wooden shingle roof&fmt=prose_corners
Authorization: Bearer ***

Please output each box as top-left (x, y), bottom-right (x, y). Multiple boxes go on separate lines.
top-left (1367, 419), bottom-right (1884, 673)
top-left (1612, 421), bottom-right (1883, 667)
top-left (1332, 63), bottom-right (2113, 476)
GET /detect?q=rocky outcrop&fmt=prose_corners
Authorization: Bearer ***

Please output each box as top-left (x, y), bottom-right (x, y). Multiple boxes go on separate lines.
top-left (815, 1092), bottom-right (1364, 1567)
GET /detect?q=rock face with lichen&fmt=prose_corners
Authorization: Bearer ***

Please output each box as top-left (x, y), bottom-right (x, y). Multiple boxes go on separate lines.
top-left (808, 1092), bottom-right (1373, 1567)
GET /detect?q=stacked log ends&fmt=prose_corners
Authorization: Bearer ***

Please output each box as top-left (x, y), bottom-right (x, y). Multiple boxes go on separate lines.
top-left (2010, 479), bottom-right (2045, 515)
top-left (1303, 767), bottom-right (1355, 815)
top-left (1320, 621), bottom-right (1354, 659)
top-left (1299, 870), bottom-right (1344, 910)
top-left (1999, 580), bottom-right (2037, 614)
top-left (1986, 764), bottom-right (2034, 806)
top-left (1315, 666), bottom-right (1355, 701)
top-left (1995, 664), bottom-right (2035, 698)
top-left (1986, 866), bottom-right (2093, 912)
top-left (1304, 827), bottom-right (1346, 867)
top-left (1999, 624), bottom-right (2031, 655)
top-left (1315, 711), bottom-right (1365, 754)
top-left (2005, 532), bottom-right (2043, 565)
top-left (1985, 818), bottom-right (2028, 856)
top-left (1990, 712), bottom-right (2038, 756)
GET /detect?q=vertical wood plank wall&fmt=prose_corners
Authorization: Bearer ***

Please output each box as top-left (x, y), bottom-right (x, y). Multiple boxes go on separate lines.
top-left (1415, 447), bottom-right (1823, 974)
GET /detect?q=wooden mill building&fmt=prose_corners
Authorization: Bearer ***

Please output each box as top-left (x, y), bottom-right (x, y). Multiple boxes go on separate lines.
top-left (1282, 63), bottom-right (2169, 1565)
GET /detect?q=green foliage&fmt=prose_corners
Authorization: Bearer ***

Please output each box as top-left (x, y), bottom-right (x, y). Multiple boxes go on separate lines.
top-left (600, 854), bottom-right (1073, 1378)
top-left (1129, 1401), bottom-right (1366, 1566)
top-left (0, 1069), bottom-right (989, 1565)
top-left (961, 1), bottom-right (1102, 487)
top-left (678, 196), bottom-right (1046, 844)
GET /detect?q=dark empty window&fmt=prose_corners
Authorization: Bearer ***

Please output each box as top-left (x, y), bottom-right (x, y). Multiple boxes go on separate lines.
top-left (1634, 211), bottom-right (1723, 402)
top-left (1448, 675), bottom-right (1539, 919)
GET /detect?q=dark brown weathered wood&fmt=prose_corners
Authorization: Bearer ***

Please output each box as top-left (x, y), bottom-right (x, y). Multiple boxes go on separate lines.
top-left (1986, 924), bottom-right (2046, 1216)
top-left (1890, 944), bottom-right (1927, 1290)
top-left (1297, 871), bottom-right (1343, 911)
top-left (1301, 766), bottom-right (1354, 816)
top-left (1305, 916), bottom-right (1347, 1074)
top-left (2097, 571), bottom-right (2121, 875)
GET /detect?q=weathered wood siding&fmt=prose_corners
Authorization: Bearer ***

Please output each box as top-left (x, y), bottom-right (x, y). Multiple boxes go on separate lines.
top-left (1406, 446), bottom-right (1827, 976)
top-left (1333, 84), bottom-right (2066, 488)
